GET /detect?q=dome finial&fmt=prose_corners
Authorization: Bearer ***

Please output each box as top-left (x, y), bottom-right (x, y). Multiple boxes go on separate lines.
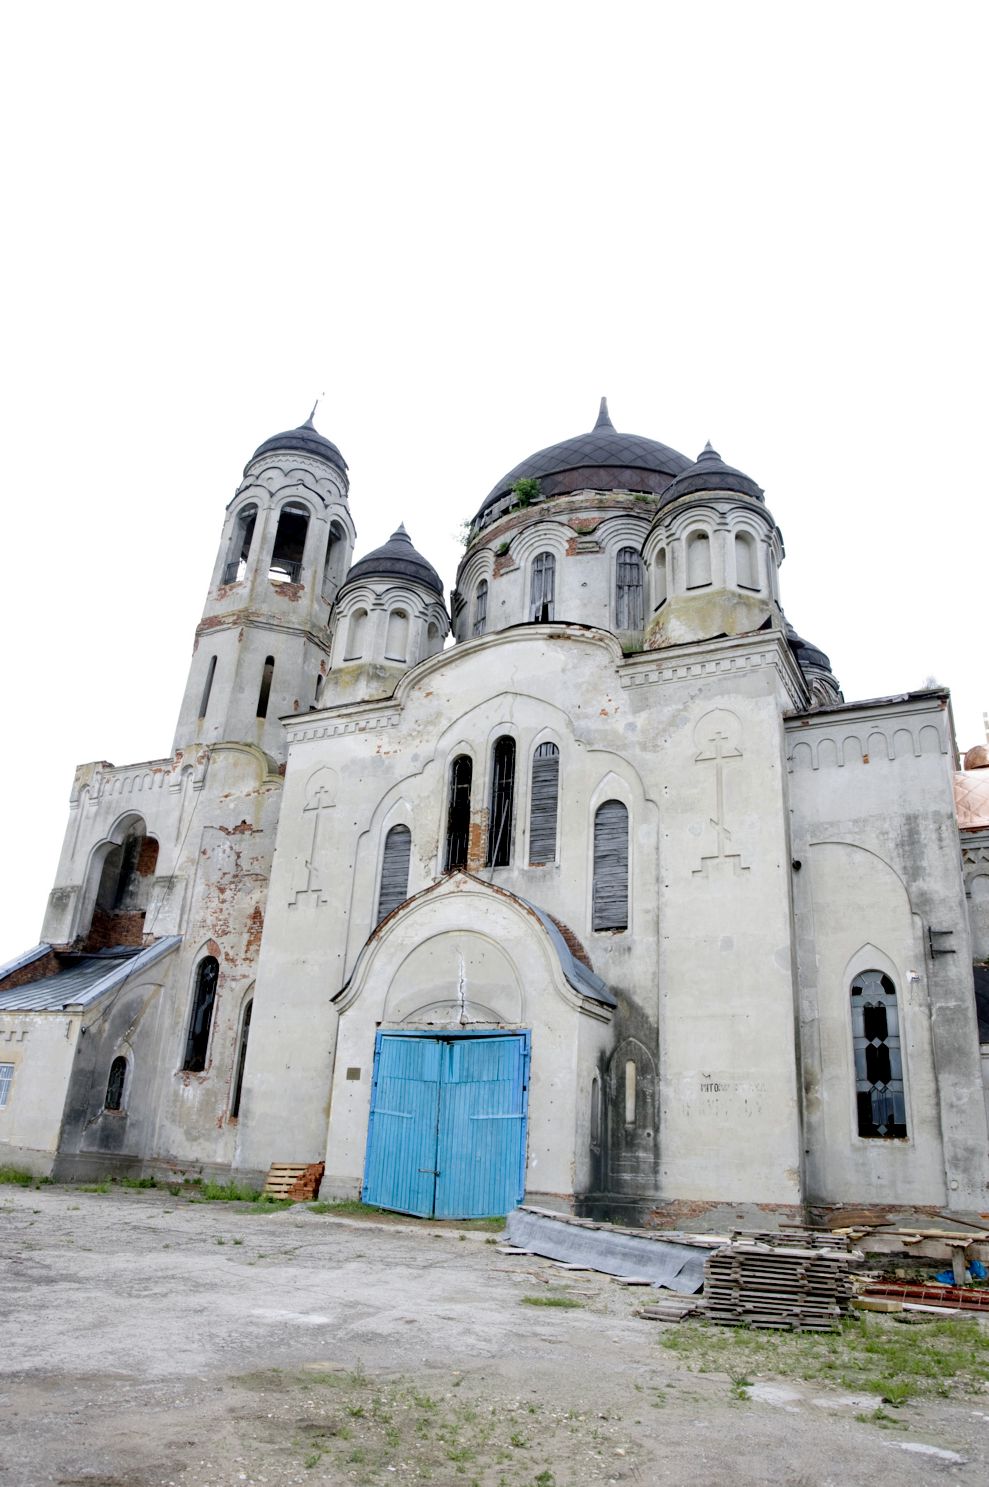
top-left (305, 399), bottom-right (319, 428)
top-left (594, 396), bottom-right (615, 431)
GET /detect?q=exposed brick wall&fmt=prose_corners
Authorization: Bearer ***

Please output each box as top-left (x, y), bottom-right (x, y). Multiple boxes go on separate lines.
top-left (80, 908), bottom-right (146, 952)
top-left (547, 914), bottom-right (593, 971)
top-left (0, 949), bottom-right (61, 992)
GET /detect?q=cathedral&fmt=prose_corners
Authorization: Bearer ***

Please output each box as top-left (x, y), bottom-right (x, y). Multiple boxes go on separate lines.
top-left (2, 402), bottom-right (987, 1225)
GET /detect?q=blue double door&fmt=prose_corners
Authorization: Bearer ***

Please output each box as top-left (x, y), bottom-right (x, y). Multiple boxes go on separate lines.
top-left (362, 1032), bottom-right (530, 1219)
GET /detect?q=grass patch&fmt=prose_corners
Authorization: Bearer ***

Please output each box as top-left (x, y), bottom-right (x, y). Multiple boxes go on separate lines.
top-left (0, 1166), bottom-right (34, 1187)
top-left (77, 1182), bottom-right (111, 1193)
top-left (117, 1175), bottom-right (158, 1189)
top-left (192, 1180), bottom-right (262, 1203)
top-left (520, 1294), bottom-right (584, 1309)
top-left (308, 1199), bottom-right (381, 1217)
top-left (248, 1196), bottom-right (293, 1212)
top-left (660, 1314), bottom-right (989, 1402)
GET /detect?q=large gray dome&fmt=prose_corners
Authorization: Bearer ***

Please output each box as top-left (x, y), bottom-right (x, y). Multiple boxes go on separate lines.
top-left (247, 410), bottom-right (348, 478)
top-left (341, 525), bottom-right (444, 598)
top-left (476, 399), bottom-right (691, 520)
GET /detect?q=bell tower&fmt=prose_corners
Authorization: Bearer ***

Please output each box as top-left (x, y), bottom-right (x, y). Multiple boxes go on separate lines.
top-left (173, 411), bottom-right (356, 761)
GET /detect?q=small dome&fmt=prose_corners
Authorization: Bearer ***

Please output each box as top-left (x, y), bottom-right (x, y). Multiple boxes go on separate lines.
top-left (342, 525), bottom-right (444, 598)
top-left (784, 620), bottom-right (833, 674)
top-left (475, 398), bottom-right (691, 520)
top-left (247, 409), bottom-right (348, 477)
top-left (964, 745), bottom-right (989, 770)
top-left (658, 443), bottom-right (764, 508)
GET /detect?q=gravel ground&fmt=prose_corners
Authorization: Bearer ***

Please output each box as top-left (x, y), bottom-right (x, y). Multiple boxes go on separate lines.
top-left (1, 1184), bottom-right (988, 1486)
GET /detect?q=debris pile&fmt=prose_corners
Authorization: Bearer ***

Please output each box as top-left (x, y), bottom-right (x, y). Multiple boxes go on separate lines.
top-left (703, 1230), bottom-right (860, 1332)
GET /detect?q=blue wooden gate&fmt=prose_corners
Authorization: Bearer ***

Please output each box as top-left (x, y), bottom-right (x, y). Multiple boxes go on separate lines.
top-left (362, 1031), bottom-right (529, 1218)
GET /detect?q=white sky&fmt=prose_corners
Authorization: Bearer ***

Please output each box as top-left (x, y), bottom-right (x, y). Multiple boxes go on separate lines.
top-left (1, 2), bottom-right (986, 960)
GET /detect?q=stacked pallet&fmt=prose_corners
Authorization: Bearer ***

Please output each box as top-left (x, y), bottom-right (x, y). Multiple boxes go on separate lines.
top-left (704, 1230), bottom-right (859, 1332)
top-left (262, 1161), bottom-right (325, 1201)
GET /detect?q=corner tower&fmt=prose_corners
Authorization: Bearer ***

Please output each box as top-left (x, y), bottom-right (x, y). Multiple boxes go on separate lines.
top-left (173, 411), bottom-right (356, 761)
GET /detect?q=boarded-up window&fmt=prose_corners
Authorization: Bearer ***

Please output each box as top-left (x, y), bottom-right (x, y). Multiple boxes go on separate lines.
top-left (445, 755), bottom-right (472, 871)
top-left (592, 800), bottom-right (629, 931)
top-left (851, 971), bottom-right (907, 1138)
top-left (377, 825), bottom-right (412, 923)
top-left (616, 548), bottom-right (644, 630)
top-left (105, 1056), bottom-right (127, 1111)
top-left (183, 957), bottom-right (219, 1072)
top-left (473, 579), bottom-right (488, 637)
top-left (488, 736), bottom-right (516, 866)
top-left (528, 742), bottom-right (559, 865)
top-left (654, 548), bottom-right (667, 608)
top-left (530, 553), bottom-right (555, 621)
top-left (686, 531), bottom-right (711, 588)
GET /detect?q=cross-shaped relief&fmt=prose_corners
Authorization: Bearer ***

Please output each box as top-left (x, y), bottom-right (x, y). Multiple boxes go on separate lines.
top-left (691, 709), bottom-right (750, 877)
top-left (289, 767), bottom-right (338, 909)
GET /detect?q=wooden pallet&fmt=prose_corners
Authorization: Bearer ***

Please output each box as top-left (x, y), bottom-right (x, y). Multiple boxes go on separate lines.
top-left (262, 1161), bottom-right (325, 1201)
top-left (703, 1233), bottom-right (859, 1332)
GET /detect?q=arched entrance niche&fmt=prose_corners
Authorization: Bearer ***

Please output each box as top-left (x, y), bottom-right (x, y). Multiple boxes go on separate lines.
top-left (324, 872), bottom-right (614, 1214)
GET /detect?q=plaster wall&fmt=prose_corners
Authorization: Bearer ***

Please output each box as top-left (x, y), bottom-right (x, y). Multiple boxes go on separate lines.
top-left (0, 1013), bottom-right (80, 1170)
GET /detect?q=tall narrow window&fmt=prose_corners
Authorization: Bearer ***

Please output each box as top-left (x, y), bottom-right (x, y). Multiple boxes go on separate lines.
top-left (269, 502), bottom-right (309, 583)
top-left (590, 1075), bottom-right (601, 1147)
top-left (385, 609), bottom-right (409, 662)
top-left (735, 532), bottom-right (758, 589)
top-left (105, 1056), bottom-right (127, 1112)
top-left (198, 656), bottom-right (217, 721)
top-left (624, 1060), bottom-right (637, 1125)
top-left (344, 608), bottom-right (367, 660)
top-left (686, 531), bottom-right (711, 588)
top-left (445, 755), bottom-right (473, 871)
top-left (528, 742), bottom-right (560, 865)
top-left (377, 825), bottom-right (412, 923)
top-left (183, 957), bottom-right (219, 1072)
top-left (615, 548), bottom-right (645, 630)
top-left (488, 736), bottom-right (516, 866)
top-left (322, 520), bottom-right (346, 600)
top-left (592, 800), bottom-right (629, 931)
top-left (473, 580), bottom-right (488, 637)
top-left (530, 553), bottom-right (556, 622)
top-left (224, 504), bottom-right (257, 583)
top-left (426, 622), bottom-right (441, 655)
top-left (851, 971), bottom-right (907, 1138)
top-left (0, 1063), bottom-right (13, 1107)
top-left (654, 548), bottom-right (667, 608)
top-left (256, 656), bottom-right (275, 718)
top-left (230, 1000), bottom-right (252, 1118)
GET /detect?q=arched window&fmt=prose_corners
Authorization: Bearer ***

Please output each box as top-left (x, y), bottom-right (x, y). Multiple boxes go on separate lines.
top-left (426, 622), bottom-right (441, 655)
top-left (256, 656), bottom-right (275, 718)
top-left (269, 502), bottom-right (309, 584)
top-left (445, 755), bottom-right (473, 871)
top-left (488, 736), bottom-right (516, 866)
top-left (615, 548), bottom-right (644, 630)
top-left (385, 609), bottom-right (409, 662)
top-left (314, 673), bottom-right (324, 706)
top-left (653, 548), bottom-right (667, 608)
top-left (230, 999), bottom-right (252, 1118)
top-left (624, 1060), bottom-right (637, 1125)
top-left (183, 956), bottom-right (219, 1073)
top-left (528, 742), bottom-right (559, 865)
top-left (735, 532), bottom-right (758, 590)
top-left (322, 520), bottom-right (347, 600)
top-left (590, 1075), bottom-right (601, 1148)
top-left (198, 656), bottom-right (217, 721)
top-left (686, 531), bottom-right (711, 588)
top-left (851, 971), bottom-right (907, 1138)
top-left (530, 553), bottom-right (556, 622)
top-left (377, 825), bottom-right (412, 924)
top-left (344, 608), bottom-right (368, 661)
top-left (94, 827), bottom-right (159, 919)
top-left (473, 580), bottom-right (488, 637)
top-left (592, 800), bottom-right (629, 931)
top-left (105, 1056), bottom-right (127, 1112)
top-left (224, 504), bottom-right (257, 583)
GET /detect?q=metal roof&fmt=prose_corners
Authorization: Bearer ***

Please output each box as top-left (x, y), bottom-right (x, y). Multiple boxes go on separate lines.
top-left (341, 524), bottom-right (445, 599)
top-left (0, 938), bottom-right (181, 1012)
top-left (657, 442), bottom-right (764, 508)
top-left (247, 411), bottom-right (348, 478)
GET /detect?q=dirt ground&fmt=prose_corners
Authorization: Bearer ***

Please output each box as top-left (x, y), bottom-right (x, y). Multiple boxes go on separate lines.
top-left (2, 1184), bottom-right (988, 1487)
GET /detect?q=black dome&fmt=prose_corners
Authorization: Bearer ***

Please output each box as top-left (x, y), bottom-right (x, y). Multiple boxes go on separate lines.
top-left (658, 443), bottom-right (763, 508)
top-left (476, 399), bottom-right (691, 520)
top-left (248, 409), bottom-right (348, 477)
top-left (342, 525), bottom-right (444, 598)
top-left (784, 620), bottom-right (832, 674)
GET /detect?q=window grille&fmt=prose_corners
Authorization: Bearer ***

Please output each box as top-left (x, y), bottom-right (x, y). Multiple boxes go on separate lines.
top-left (592, 800), bottom-right (629, 931)
top-left (445, 756), bottom-right (473, 871)
top-left (851, 970), bottom-right (907, 1137)
top-left (616, 548), bottom-right (644, 630)
top-left (377, 825), bottom-right (412, 923)
top-left (530, 553), bottom-right (556, 621)
top-left (0, 1063), bottom-right (13, 1107)
top-left (528, 742), bottom-right (559, 865)
top-left (488, 737), bottom-right (516, 866)
top-left (473, 580), bottom-right (488, 637)
top-left (183, 957), bottom-right (219, 1073)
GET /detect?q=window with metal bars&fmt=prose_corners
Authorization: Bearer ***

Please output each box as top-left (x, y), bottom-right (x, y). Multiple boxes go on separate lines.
top-left (528, 742), bottom-right (559, 865)
top-left (377, 825), bottom-right (412, 923)
top-left (104, 1056), bottom-right (127, 1111)
top-left (487, 736), bottom-right (516, 866)
top-left (615, 548), bottom-right (644, 630)
top-left (851, 971), bottom-right (907, 1138)
top-left (183, 957), bottom-right (219, 1073)
top-left (444, 755), bottom-right (473, 871)
top-left (592, 800), bottom-right (629, 931)
top-left (0, 1063), bottom-right (14, 1107)
top-left (473, 579), bottom-right (488, 637)
top-left (530, 553), bottom-right (555, 621)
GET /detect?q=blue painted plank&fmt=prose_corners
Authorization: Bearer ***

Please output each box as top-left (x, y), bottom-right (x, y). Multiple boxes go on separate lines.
top-left (362, 1034), bottom-right (441, 1216)
top-left (434, 1036), bottom-right (527, 1219)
